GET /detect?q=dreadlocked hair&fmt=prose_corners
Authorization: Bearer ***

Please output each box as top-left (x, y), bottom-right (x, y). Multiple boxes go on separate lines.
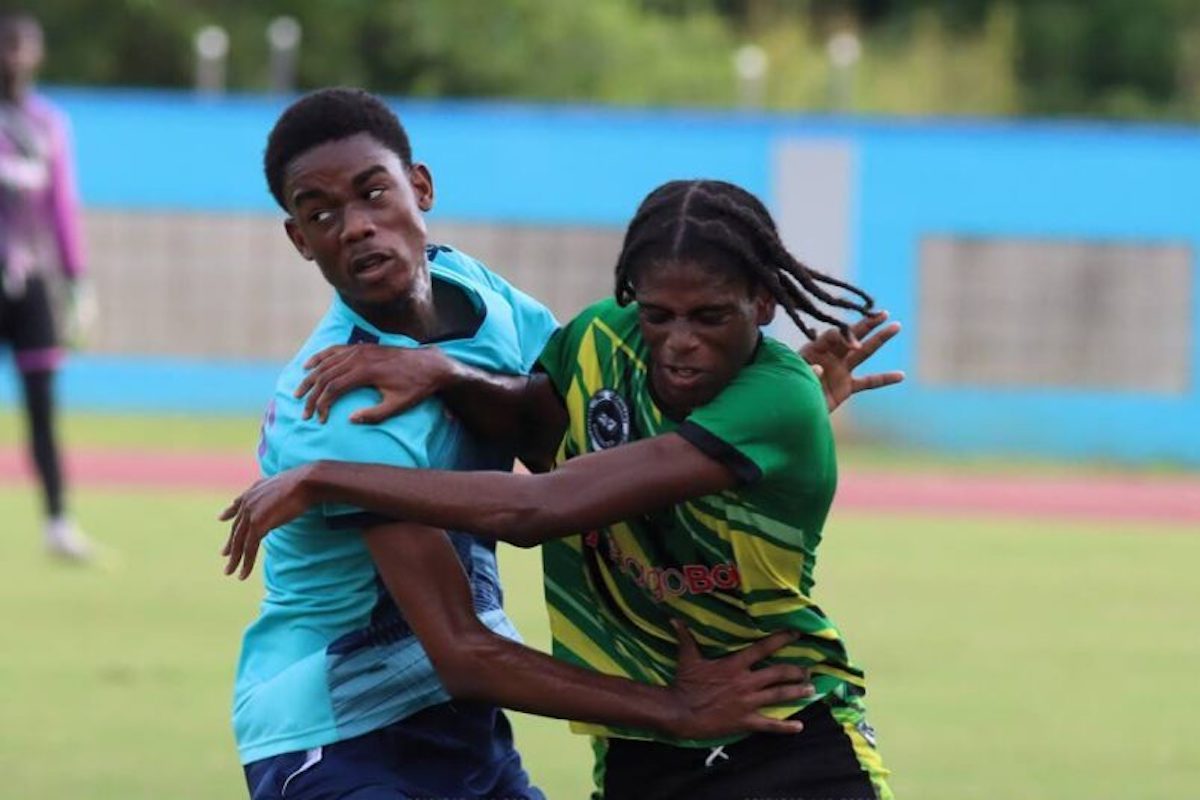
top-left (614, 180), bottom-right (874, 340)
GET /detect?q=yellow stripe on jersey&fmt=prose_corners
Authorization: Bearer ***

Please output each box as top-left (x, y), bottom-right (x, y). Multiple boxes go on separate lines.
top-left (656, 596), bottom-right (763, 643)
top-left (730, 535), bottom-right (809, 603)
top-left (832, 702), bottom-right (893, 799)
top-left (813, 664), bottom-right (868, 686)
top-left (546, 605), bottom-right (634, 679)
top-left (590, 566), bottom-right (675, 673)
top-left (568, 383), bottom-right (592, 455)
top-left (576, 326), bottom-right (607, 396)
top-left (592, 318), bottom-right (647, 371)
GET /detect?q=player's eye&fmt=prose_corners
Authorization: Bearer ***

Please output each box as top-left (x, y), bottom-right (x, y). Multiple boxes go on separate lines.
top-left (365, 187), bottom-right (387, 201)
top-left (310, 209), bottom-right (334, 224)
top-left (638, 307), bottom-right (670, 325)
top-left (695, 311), bottom-right (731, 326)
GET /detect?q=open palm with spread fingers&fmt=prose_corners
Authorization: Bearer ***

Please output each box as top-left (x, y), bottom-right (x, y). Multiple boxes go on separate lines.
top-left (801, 311), bottom-right (905, 412)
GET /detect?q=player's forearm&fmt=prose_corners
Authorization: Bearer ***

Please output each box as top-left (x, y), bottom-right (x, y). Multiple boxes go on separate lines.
top-left (302, 435), bottom-right (735, 547)
top-left (438, 360), bottom-right (565, 472)
top-left (304, 460), bottom-right (558, 547)
top-left (439, 630), bottom-right (683, 736)
top-left (362, 523), bottom-right (685, 737)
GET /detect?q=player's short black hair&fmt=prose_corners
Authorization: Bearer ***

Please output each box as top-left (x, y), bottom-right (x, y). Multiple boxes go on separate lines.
top-left (263, 87), bottom-right (413, 210)
top-left (614, 179), bottom-right (874, 339)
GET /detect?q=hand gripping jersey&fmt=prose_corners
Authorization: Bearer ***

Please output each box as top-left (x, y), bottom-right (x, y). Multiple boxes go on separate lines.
top-left (232, 246), bottom-right (557, 764)
top-left (537, 298), bottom-right (866, 746)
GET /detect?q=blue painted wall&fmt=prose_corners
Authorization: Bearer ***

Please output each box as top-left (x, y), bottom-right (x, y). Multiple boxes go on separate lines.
top-left (11, 88), bottom-right (1198, 464)
top-left (850, 124), bottom-right (1200, 464)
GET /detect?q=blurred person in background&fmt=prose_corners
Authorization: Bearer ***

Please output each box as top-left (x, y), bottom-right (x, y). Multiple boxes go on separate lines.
top-left (0, 11), bottom-right (93, 560)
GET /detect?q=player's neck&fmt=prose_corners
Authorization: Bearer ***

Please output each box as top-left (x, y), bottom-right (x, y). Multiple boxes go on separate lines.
top-left (343, 275), bottom-right (477, 344)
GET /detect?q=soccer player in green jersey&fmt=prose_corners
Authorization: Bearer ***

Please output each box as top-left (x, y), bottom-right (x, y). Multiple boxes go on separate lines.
top-left (223, 179), bottom-right (900, 799)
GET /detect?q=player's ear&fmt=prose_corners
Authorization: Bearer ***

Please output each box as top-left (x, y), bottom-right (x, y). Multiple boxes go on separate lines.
top-left (409, 162), bottom-right (435, 212)
top-left (754, 285), bottom-right (776, 326)
top-left (284, 218), bottom-right (314, 261)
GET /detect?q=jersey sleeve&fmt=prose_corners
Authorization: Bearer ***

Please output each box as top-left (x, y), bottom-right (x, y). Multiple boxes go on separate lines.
top-left (479, 268), bottom-right (559, 372)
top-left (433, 245), bottom-right (560, 372)
top-left (677, 346), bottom-right (828, 487)
top-left (534, 298), bottom-right (613, 398)
top-left (273, 390), bottom-right (435, 530)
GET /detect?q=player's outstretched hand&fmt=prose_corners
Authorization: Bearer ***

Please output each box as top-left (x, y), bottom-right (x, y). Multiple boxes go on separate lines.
top-left (800, 311), bottom-right (905, 413)
top-left (219, 464), bottom-right (317, 580)
top-left (296, 344), bottom-right (453, 424)
top-left (667, 620), bottom-right (814, 740)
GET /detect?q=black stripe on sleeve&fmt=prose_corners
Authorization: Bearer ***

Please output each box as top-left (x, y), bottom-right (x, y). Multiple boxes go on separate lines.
top-left (676, 420), bottom-right (762, 486)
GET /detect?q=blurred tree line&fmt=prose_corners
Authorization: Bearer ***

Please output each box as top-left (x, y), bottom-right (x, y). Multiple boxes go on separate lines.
top-left (23, 0), bottom-right (1200, 120)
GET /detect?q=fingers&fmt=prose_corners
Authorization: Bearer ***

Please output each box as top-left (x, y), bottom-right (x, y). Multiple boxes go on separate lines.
top-left (218, 496), bottom-right (242, 522)
top-left (305, 363), bottom-right (359, 422)
top-left (742, 714), bottom-right (805, 735)
top-left (851, 371), bottom-right (906, 394)
top-left (747, 682), bottom-right (816, 708)
top-left (847, 321), bottom-right (901, 368)
top-left (749, 663), bottom-right (812, 689)
top-left (848, 310), bottom-right (890, 341)
top-left (297, 349), bottom-right (356, 407)
top-left (294, 371), bottom-right (317, 400)
top-left (302, 344), bottom-right (350, 371)
top-left (815, 328), bottom-right (851, 359)
top-left (731, 629), bottom-right (800, 667)
top-left (223, 511), bottom-right (246, 576)
top-left (810, 364), bottom-right (824, 379)
top-left (239, 535), bottom-right (262, 581)
top-left (349, 397), bottom-right (405, 425)
top-left (671, 619), bottom-right (703, 662)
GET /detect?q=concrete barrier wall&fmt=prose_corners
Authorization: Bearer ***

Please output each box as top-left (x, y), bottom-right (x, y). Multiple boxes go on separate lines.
top-left (83, 210), bottom-right (620, 360)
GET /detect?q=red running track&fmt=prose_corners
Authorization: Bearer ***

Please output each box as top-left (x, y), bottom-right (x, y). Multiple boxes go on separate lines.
top-left (1, 447), bottom-right (1197, 526)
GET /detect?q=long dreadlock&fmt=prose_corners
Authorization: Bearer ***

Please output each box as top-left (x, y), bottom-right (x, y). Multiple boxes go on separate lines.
top-left (614, 180), bottom-right (874, 339)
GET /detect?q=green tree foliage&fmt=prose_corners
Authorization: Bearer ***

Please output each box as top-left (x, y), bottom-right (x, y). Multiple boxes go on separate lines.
top-left (21, 0), bottom-right (1200, 120)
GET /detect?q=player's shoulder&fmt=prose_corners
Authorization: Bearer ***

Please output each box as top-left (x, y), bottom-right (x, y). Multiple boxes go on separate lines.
top-left (567, 297), bottom-right (638, 337)
top-left (723, 336), bottom-right (825, 421)
top-left (270, 300), bottom-right (375, 399)
top-left (425, 243), bottom-right (502, 291)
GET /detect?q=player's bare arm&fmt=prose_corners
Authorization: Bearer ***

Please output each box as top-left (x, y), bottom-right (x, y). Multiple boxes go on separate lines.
top-left (223, 431), bottom-right (734, 578)
top-left (362, 519), bottom-right (813, 739)
top-left (295, 308), bottom-right (902, 447)
top-left (296, 343), bottom-right (566, 472)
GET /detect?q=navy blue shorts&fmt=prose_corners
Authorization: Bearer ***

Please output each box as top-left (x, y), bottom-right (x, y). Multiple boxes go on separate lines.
top-left (243, 701), bottom-right (543, 800)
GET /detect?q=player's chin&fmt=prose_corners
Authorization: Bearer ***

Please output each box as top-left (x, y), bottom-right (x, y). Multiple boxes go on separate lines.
top-left (348, 280), bottom-right (408, 307)
top-left (666, 384), bottom-right (721, 414)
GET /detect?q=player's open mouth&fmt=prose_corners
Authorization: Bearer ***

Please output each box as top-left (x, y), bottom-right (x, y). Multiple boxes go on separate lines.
top-left (661, 364), bottom-right (706, 390)
top-left (350, 252), bottom-right (394, 280)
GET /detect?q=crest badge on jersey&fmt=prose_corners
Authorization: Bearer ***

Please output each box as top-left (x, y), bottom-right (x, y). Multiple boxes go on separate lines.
top-left (587, 388), bottom-right (630, 451)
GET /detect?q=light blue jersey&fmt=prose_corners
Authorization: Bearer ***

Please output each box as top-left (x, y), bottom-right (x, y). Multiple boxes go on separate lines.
top-left (233, 245), bottom-right (558, 765)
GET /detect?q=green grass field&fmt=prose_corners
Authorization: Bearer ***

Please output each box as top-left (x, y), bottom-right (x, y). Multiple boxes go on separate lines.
top-left (2, 412), bottom-right (1198, 798)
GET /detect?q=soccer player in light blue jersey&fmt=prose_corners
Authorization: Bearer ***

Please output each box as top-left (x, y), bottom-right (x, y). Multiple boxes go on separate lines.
top-left (229, 88), bottom-right (816, 800)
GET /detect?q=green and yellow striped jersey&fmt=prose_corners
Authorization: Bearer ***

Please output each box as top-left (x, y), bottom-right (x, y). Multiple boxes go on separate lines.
top-left (536, 298), bottom-right (865, 745)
